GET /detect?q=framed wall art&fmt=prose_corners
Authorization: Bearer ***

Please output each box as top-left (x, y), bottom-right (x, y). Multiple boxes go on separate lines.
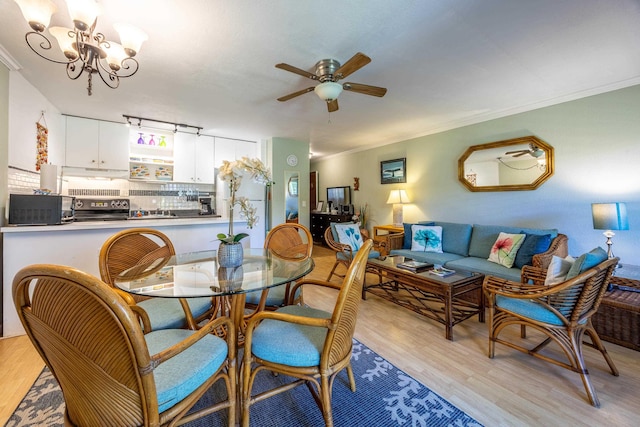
top-left (380, 158), bottom-right (406, 184)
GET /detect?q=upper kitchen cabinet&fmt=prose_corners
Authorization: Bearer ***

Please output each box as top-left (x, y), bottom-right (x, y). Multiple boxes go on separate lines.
top-left (65, 117), bottom-right (129, 170)
top-left (214, 137), bottom-right (258, 167)
top-left (174, 133), bottom-right (215, 183)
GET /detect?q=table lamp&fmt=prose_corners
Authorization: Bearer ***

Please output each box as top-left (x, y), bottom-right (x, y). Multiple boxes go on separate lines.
top-left (591, 202), bottom-right (628, 259)
top-left (387, 189), bottom-right (410, 227)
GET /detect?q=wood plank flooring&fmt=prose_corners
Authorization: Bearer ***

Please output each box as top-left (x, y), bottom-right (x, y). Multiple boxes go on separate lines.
top-left (1, 244), bottom-right (638, 426)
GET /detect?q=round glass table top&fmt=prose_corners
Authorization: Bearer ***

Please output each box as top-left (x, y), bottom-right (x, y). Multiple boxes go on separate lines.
top-left (114, 249), bottom-right (315, 298)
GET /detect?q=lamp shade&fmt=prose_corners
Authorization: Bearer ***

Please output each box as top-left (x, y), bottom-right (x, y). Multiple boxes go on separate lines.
top-left (314, 81), bottom-right (343, 101)
top-left (387, 189), bottom-right (410, 204)
top-left (14, 0), bottom-right (57, 32)
top-left (592, 202), bottom-right (629, 231)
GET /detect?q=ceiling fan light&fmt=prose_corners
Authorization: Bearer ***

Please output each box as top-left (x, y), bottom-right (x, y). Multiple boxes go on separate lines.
top-left (314, 81), bottom-right (343, 101)
top-left (14, 0), bottom-right (57, 32)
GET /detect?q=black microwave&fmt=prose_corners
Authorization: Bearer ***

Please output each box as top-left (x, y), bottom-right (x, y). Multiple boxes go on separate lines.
top-left (8, 194), bottom-right (75, 225)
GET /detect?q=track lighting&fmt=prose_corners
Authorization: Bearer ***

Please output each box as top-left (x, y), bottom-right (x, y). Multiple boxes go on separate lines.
top-left (123, 115), bottom-right (203, 136)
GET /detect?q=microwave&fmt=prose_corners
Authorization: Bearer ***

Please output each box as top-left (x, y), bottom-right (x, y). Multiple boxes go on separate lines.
top-left (8, 194), bottom-right (75, 225)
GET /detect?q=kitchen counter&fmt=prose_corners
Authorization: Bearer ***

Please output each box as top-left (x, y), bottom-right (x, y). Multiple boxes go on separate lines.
top-left (2, 215), bottom-right (265, 337)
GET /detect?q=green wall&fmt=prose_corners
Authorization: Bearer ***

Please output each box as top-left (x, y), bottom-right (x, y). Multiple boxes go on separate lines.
top-left (311, 85), bottom-right (640, 265)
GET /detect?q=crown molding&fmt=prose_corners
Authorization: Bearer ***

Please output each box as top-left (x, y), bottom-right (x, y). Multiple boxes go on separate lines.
top-left (0, 43), bottom-right (21, 71)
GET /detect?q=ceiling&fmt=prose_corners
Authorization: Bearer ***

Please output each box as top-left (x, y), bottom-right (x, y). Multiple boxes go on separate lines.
top-left (1, 0), bottom-right (639, 160)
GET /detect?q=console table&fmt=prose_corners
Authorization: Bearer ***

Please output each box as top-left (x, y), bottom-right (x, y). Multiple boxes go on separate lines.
top-left (310, 212), bottom-right (352, 243)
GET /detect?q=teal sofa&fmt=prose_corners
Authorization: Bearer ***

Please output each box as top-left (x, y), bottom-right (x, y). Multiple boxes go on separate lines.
top-left (389, 221), bottom-right (568, 282)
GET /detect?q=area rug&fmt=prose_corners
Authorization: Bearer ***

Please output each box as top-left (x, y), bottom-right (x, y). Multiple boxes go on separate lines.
top-left (7, 339), bottom-right (482, 427)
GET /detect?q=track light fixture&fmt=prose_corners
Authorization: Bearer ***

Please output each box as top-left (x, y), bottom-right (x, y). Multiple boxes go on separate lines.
top-left (14, 0), bottom-right (148, 96)
top-left (122, 115), bottom-right (203, 135)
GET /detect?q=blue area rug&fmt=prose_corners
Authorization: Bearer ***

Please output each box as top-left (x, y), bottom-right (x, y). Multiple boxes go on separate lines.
top-left (8, 339), bottom-right (482, 426)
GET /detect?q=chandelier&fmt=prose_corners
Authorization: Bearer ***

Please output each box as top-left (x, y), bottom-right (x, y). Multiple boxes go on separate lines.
top-left (14, 0), bottom-right (148, 96)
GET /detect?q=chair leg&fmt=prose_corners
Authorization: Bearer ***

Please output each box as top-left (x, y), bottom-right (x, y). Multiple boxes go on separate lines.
top-left (320, 374), bottom-right (334, 427)
top-left (487, 306), bottom-right (496, 358)
top-left (326, 260), bottom-right (341, 282)
top-left (346, 362), bottom-right (356, 392)
top-left (584, 323), bottom-right (619, 376)
top-left (569, 330), bottom-right (600, 407)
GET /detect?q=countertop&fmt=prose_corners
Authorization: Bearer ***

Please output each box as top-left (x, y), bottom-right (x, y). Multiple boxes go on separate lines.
top-left (1, 215), bottom-right (232, 233)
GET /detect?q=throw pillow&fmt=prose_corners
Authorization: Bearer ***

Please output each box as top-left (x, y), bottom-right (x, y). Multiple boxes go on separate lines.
top-left (403, 221), bottom-right (435, 249)
top-left (513, 233), bottom-right (552, 269)
top-left (565, 247), bottom-right (608, 279)
top-left (410, 225), bottom-right (443, 253)
top-left (334, 223), bottom-right (363, 251)
top-left (487, 232), bottom-right (526, 268)
top-left (544, 255), bottom-right (576, 286)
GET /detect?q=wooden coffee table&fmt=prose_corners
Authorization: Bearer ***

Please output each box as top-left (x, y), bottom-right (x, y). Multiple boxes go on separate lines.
top-left (365, 256), bottom-right (485, 340)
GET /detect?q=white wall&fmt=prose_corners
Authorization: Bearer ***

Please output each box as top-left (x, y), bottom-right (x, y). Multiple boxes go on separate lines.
top-left (8, 72), bottom-right (64, 170)
top-left (312, 85), bottom-right (640, 265)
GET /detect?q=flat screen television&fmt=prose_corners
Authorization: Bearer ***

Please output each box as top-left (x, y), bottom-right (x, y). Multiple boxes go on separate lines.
top-left (326, 186), bottom-right (351, 208)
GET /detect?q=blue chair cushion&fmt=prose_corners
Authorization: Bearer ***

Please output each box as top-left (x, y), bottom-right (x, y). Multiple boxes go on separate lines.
top-left (513, 233), bottom-right (552, 269)
top-left (251, 305), bottom-right (330, 367)
top-left (495, 295), bottom-right (586, 326)
top-left (337, 249), bottom-right (380, 261)
top-left (145, 329), bottom-right (228, 413)
top-left (139, 297), bottom-right (212, 330)
top-left (244, 283), bottom-right (302, 306)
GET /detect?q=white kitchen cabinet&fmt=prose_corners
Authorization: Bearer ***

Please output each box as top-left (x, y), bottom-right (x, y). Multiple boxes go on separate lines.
top-left (65, 116), bottom-right (129, 169)
top-left (174, 133), bottom-right (215, 183)
top-left (214, 137), bottom-right (258, 167)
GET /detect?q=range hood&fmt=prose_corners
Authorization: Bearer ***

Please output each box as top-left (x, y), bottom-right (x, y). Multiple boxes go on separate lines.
top-left (61, 166), bottom-right (129, 179)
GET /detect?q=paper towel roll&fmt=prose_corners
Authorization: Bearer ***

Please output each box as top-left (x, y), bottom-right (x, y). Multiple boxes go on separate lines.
top-left (40, 164), bottom-right (58, 193)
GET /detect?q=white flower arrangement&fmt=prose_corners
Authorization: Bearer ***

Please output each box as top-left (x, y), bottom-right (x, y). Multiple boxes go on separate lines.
top-left (217, 157), bottom-right (272, 243)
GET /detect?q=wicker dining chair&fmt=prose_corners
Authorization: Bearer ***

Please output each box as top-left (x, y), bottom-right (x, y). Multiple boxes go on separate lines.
top-left (245, 223), bottom-right (314, 311)
top-left (324, 226), bottom-right (383, 284)
top-left (483, 256), bottom-right (620, 407)
top-left (241, 239), bottom-right (373, 427)
top-left (99, 228), bottom-right (216, 331)
top-left (13, 264), bottom-right (237, 427)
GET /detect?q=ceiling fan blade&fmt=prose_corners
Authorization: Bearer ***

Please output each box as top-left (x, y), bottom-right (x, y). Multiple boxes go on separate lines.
top-left (343, 82), bottom-right (387, 97)
top-left (327, 99), bottom-right (339, 112)
top-left (513, 152), bottom-right (528, 157)
top-left (335, 52), bottom-right (371, 79)
top-left (277, 87), bottom-right (315, 102)
top-left (275, 63), bottom-right (317, 80)
top-left (505, 149), bottom-right (527, 155)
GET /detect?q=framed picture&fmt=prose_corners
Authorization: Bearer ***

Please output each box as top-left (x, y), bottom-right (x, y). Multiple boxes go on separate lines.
top-left (380, 158), bottom-right (407, 184)
top-left (316, 201), bottom-right (324, 212)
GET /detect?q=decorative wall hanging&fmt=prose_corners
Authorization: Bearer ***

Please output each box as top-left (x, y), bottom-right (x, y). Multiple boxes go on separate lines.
top-left (354, 177), bottom-right (360, 191)
top-left (36, 111), bottom-right (48, 171)
top-left (380, 158), bottom-right (406, 184)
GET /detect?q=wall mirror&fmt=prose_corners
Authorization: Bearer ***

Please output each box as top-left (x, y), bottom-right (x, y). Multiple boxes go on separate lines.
top-left (285, 171), bottom-right (299, 223)
top-left (288, 175), bottom-right (299, 196)
top-left (458, 136), bottom-right (554, 192)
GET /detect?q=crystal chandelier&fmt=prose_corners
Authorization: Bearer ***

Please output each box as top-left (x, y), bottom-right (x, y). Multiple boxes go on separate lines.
top-left (14, 0), bottom-right (148, 95)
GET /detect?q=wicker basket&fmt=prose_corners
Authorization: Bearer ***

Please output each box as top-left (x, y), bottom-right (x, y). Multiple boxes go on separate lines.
top-left (592, 276), bottom-right (640, 351)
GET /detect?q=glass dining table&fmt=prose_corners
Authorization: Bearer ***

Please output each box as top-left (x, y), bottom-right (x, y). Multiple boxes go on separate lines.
top-left (114, 248), bottom-right (315, 340)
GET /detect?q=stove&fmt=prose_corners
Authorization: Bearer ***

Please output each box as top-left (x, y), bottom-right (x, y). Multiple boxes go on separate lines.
top-left (74, 198), bottom-right (130, 221)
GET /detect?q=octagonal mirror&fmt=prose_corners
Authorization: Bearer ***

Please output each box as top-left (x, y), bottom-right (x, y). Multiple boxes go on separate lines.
top-left (458, 136), bottom-right (554, 192)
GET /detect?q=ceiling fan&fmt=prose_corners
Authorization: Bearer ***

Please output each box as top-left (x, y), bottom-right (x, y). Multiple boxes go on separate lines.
top-left (275, 52), bottom-right (387, 112)
top-left (505, 143), bottom-right (544, 158)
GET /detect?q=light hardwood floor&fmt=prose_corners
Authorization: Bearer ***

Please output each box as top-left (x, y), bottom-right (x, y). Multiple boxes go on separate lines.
top-left (1, 244), bottom-right (638, 426)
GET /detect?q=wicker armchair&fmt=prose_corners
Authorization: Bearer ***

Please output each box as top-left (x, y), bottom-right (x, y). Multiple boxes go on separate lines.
top-left (324, 226), bottom-right (382, 283)
top-left (241, 240), bottom-right (373, 427)
top-left (483, 257), bottom-right (620, 407)
top-left (245, 223), bottom-right (314, 310)
top-left (13, 264), bottom-right (236, 427)
top-left (99, 228), bottom-right (216, 331)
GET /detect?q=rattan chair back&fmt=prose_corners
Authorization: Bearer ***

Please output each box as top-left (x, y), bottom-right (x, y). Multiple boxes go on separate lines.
top-left (13, 264), bottom-right (236, 427)
top-left (264, 223), bottom-right (313, 261)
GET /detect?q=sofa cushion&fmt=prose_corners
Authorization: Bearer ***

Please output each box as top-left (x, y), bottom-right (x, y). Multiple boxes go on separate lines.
top-left (566, 247), bottom-right (608, 279)
top-left (514, 233), bottom-right (552, 269)
top-left (390, 249), bottom-right (464, 266)
top-left (432, 221), bottom-right (473, 256)
top-left (468, 224), bottom-right (558, 259)
top-left (487, 232), bottom-right (526, 268)
top-left (445, 256), bottom-right (522, 282)
top-left (410, 225), bottom-right (443, 253)
top-left (402, 221), bottom-right (434, 249)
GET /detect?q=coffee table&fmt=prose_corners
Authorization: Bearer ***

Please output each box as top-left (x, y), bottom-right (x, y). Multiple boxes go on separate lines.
top-left (365, 256), bottom-right (485, 340)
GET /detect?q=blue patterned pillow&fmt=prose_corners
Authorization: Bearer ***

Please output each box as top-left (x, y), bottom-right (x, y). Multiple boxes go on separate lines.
top-left (334, 223), bottom-right (363, 251)
top-left (410, 225), bottom-right (443, 253)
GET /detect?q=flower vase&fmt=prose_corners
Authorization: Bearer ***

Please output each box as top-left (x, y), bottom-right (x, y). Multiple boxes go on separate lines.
top-left (217, 242), bottom-right (243, 268)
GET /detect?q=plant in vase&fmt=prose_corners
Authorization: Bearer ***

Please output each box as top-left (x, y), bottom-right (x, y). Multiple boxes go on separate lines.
top-left (216, 157), bottom-right (272, 267)
top-left (352, 203), bottom-right (369, 238)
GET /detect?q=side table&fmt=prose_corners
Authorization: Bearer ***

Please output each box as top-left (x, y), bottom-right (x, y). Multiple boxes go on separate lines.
top-left (373, 225), bottom-right (404, 255)
top-left (592, 264), bottom-right (640, 351)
